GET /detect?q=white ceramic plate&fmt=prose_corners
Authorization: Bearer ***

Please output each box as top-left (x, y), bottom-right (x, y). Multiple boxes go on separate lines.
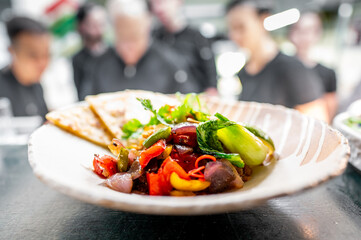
top-left (28, 98), bottom-right (349, 215)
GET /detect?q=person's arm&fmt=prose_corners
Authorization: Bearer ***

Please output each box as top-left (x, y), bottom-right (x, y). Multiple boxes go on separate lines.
top-left (295, 98), bottom-right (329, 123)
top-left (324, 69), bottom-right (338, 120)
top-left (324, 92), bottom-right (338, 120)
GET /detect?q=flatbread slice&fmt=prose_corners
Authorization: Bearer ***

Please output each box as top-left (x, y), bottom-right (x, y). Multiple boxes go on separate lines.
top-left (46, 103), bottom-right (112, 148)
top-left (85, 90), bottom-right (179, 139)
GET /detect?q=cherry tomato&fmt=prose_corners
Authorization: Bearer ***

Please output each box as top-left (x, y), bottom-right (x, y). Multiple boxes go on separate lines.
top-left (93, 154), bottom-right (118, 178)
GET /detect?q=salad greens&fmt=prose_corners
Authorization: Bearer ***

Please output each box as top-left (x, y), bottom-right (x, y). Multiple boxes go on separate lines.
top-left (121, 94), bottom-right (275, 168)
top-left (122, 93), bottom-right (210, 139)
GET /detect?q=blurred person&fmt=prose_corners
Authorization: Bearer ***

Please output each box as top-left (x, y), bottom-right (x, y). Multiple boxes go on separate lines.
top-left (226, 0), bottom-right (329, 122)
top-left (89, 0), bottom-right (197, 94)
top-left (289, 12), bottom-right (338, 120)
top-left (73, 3), bottom-right (109, 100)
top-left (149, 0), bottom-right (217, 94)
top-left (0, 16), bottom-right (50, 119)
top-left (338, 79), bottom-right (361, 113)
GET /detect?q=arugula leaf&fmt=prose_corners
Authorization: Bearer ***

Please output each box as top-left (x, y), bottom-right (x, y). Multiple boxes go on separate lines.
top-left (170, 103), bottom-right (189, 123)
top-left (122, 119), bottom-right (143, 139)
top-left (171, 93), bottom-right (210, 123)
top-left (157, 105), bottom-right (173, 124)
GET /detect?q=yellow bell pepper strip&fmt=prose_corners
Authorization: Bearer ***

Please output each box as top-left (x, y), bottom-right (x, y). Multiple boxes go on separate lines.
top-left (170, 190), bottom-right (196, 197)
top-left (108, 139), bottom-right (125, 156)
top-left (170, 172), bottom-right (210, 192)
top-left (139, 139), bottom-right (166, 169)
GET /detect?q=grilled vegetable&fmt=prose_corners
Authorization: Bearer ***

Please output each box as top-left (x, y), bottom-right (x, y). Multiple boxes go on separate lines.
top-left (170, 172), bottom-right (210, 192)
top-left (93, 155), bottom-right (118, 178)
top-left (117, 147), bottom-right (129, 172)
top-left (139, 139), bottom-right (166, 168)
top-left (244, 125), bottom-right (275, 153)
top-left (217, 125), bottom-right (269, 166)
top-left (143, 126), bottom-right (171, 148)
top-left (108, 139), bottom-right (130, 172)
top-left (196, 118), bottom-right (244, 168)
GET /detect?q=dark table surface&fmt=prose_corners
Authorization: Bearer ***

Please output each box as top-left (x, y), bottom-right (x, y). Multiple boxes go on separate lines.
top-left (1, 146), bottom-right (361, 240)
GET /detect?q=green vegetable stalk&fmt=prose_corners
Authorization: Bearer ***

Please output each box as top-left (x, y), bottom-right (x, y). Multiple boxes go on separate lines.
top-left (196, 119), bottom-right (245, 168)
top-left (117, 147), bottom-right (129, 172)
top-left (143, 126), bottom-right (171, 148)
top-left (217, 124), bottom-right (269, 166)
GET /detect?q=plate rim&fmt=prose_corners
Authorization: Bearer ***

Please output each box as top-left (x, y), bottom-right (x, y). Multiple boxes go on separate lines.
top-left (28, 101), bottom-right (350, 215)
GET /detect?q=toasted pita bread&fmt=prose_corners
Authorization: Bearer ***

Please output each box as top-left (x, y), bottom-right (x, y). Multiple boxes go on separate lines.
top-left (46, 103), bottom-right (112, 148)
top-left (86, 90), bottom-right (179, 139)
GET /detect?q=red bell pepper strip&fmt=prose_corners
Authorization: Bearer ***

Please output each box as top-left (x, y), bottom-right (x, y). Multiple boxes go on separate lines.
top-left (146, 172), bottom-right (164, 196)
top-left (147, 156), bottom-right (190, 196)
top-left (139, 139), bottom-right (166, 169)
top-left (161, 157), bottom-right (190, 180)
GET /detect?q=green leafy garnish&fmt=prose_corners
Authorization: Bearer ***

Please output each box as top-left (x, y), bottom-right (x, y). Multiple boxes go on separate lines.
top-left (172, 93), bottom-right (210, 123)
top-left (122, 93), bottom-right (210, 139)
top-left (122, 119), bottom-right (143, 139)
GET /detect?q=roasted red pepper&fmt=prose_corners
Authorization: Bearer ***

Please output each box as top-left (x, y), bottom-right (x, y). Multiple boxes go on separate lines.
top-left (146, 172), bottom-right (163, 196)
top-left (139, 139), bottom-right (166, 169)
top-left (147, 156), bottom-right (190, 196)
top-left (161, 157), bottom-right (190, 180)
top-left (93, 154), bottom-right (118, 178)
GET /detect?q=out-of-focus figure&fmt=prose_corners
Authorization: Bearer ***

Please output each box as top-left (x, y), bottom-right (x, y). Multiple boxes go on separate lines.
top-left (0, 17), bottom-right (50, 119)
top-left (149, 0), bottom-right (218, 94)
top-left (289, 12), bottom-right (338, 120)
top-left (226, 0), bottom-right (329, 122)
top-left (339, 79), bottom-right (361, 112)
top-left (89, 0), bottom-right (195, 94)
top-left (73, 3), bottom-right (109, 100)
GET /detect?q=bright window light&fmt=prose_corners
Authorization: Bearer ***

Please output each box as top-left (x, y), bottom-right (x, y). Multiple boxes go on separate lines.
top-left (216, 52), bottom-right (246, 77)
top-left (338, 3), bottom-right (353, 18)
top-left (264, 8), bottom-right (300, 31)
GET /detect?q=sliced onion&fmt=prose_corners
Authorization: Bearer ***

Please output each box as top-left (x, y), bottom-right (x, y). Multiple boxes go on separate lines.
top-left (105, 173), bottom-right (133, 193)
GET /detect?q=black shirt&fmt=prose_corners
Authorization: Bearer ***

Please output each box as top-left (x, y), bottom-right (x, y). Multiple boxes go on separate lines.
top-left (238, 52), bottom-right (324, 108)
top-left (0, 67), bottom-right (48, 118)
top-left (72, 47), bottom-right (112, 100)
top-left (90, 43), bottom-right (202, 95)
top-left (313, 63), bottom-right (337, 93)
top-left (153, 26), bottom-right (217, 90)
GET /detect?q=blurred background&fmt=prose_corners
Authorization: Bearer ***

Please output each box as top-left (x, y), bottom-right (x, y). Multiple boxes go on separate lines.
top-left (0, 0), bottom-right (361, 121)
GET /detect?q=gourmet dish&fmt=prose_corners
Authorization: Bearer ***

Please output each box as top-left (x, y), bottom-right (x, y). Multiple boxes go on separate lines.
top-left (46, 90), bottom-right (276, 196)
